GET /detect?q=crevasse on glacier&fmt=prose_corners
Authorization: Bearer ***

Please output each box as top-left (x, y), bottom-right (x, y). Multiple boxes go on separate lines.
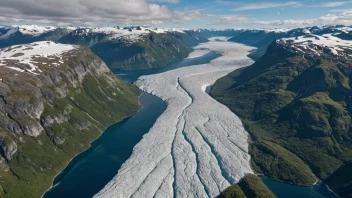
top-left (95, 38), bottom-right (255, 198)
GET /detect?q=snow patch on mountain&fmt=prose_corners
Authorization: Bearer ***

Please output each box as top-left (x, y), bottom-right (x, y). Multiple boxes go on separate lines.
top-left (15, 25), bottom-right (57, 36)
top-left (0, 27), bottom-right (18, 40)
top-left (95, 39), bottom-right (255, 198)
top-left (0, 41), bottom-right (76, 74)
top-left (333, 26), bottom-right (352, 33)
top-left (279, 33), bottom-right (352, 56)
top-left (69, 26), bottom-right (187, 43)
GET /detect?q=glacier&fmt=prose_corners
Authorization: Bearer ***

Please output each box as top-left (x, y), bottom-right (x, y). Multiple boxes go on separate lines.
top-left (95, 38), bottom-right (255, 198)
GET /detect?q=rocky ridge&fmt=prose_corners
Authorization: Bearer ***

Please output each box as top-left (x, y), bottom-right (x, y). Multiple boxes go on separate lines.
top-left (0, 41), bottom-right (141, 197)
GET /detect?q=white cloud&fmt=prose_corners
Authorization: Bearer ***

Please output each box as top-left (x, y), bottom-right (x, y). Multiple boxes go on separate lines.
top-left (213, 16), bottom-right (252, 24)
top-left (0, 0), bottom-right (204, 26)
top-left (330, 9), bottom-right (352, 12)
top-left (310, 1), bottom-right (352, 8)
top-left (230, 2), bottom-right (301, 11)
top-left (212, 10), bottom-right (352, 27)
top-left (148, 0), bottom-right (180, 4)
top-left (2, 0), bottom-right (352, 28)
top-left (215, 0), bottom-right (241, 6)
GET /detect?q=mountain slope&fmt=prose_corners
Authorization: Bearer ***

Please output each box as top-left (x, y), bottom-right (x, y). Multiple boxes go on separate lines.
top-left (0, 41), bottom-right (141, 197)
top-left (59, 27), bottom-right (194, 70)
top-left (219, 174), bottom-right (277, 198)
top-left (212, 33), bottom-right (352, 197)
top-left (226, 25), bottom-right (352, 60)
top-left (0, 26), bottom-right (199, 71)
top-left (90, 32), bottom-right (193, 70)
top-left (0, 25), bottom-right (74, 48)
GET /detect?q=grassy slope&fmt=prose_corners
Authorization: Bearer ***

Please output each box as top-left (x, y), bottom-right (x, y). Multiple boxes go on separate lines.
top-left (0, 73), bottom-right (140, 197)
top-left (211, 41), bottom-right (352, 193)
top-left (219, 174), bottom-right (277, 198)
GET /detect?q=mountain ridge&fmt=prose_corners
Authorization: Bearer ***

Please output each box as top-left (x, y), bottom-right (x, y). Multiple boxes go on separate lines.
top-left (0, 41), bottom-right (141, 197)
top-left (212, 32), bottom-right (352, 198)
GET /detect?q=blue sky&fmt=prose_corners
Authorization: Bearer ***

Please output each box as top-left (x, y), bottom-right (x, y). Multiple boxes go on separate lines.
top-left (1, 0), bottom-right (352, 28)
top-left (156, 0), bottom-right (352, 28)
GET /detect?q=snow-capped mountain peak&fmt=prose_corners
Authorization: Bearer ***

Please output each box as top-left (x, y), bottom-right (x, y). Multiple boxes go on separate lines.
top-left (279, 33), bottom-right (352, 57)
top-left (0, 41), bottom-right (77, 74)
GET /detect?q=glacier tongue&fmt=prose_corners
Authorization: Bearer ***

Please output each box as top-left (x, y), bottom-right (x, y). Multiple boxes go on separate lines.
top-left (95, 39), bottom-right (255, 198)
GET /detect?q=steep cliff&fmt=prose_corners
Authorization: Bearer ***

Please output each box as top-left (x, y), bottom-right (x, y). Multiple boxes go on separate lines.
top-left (0, 41), bottom-right (141, 197)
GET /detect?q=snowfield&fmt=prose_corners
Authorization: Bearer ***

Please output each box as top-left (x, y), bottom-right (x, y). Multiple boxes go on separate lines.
top-left (17, 25), bottom-right (57, 36)
top-left (0, 41), bottom-right (76, 74)
top-left (95, 39), bottom-right (255, 198)
top-left (279, 33), bottom-right (352, 56)
top-left (73, 27), bottom-right (188, 43)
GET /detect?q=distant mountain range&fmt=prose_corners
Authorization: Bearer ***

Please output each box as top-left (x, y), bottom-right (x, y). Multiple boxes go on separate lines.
top-left (0, 26), bottom-right (204, 70)
top-left (1, 25), bottom-right (351, 71)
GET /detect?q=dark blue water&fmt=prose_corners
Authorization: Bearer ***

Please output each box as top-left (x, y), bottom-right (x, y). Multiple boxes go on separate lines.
top-left (261, 177), bottom-right (340, 198)
top-left (44, 92), bottom-right (166, 198)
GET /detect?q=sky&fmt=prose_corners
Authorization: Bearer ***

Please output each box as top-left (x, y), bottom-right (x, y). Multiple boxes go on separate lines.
top-left (1, 0), bottom-right (352, 28)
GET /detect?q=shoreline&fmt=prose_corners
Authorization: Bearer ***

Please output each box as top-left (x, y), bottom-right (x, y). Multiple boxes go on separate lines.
top-left (259, 175), bottom-right (341, 198)
top-left (41, 92), bottom-right (145, 198)
top-left (206, 46), bottom-right (340, 197)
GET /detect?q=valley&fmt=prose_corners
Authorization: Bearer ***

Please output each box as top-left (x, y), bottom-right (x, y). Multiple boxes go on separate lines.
top-left (43, 48), bottom-right (219, 198)
top-left (95, 37), bottom-right (255, 198)
top-left (0, 24), bottom-right (351, 198)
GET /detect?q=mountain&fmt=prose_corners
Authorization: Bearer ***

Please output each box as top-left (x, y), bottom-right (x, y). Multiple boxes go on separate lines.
top-left (0, 25), bottom-right (75, 48)
top-left (0, 26), bottom-right (203, 71)
top-left (226, 25), bottom-right (352, 60)
top-left (0, 41), bottom-right (141, 197)
top-left (2, 25), bottom-right (352, 71)
top-left (211, 32), bottom-right (352, 197)
top-left (171, 30), bottom-right (208, 47)
top-left (59, 27), bottom-right (195, 70)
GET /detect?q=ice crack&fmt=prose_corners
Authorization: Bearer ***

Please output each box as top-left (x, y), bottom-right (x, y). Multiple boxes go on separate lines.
top-left (182, 121), bottom-right (210, 198)
top-left (195, 127), bottom-right (235, 184)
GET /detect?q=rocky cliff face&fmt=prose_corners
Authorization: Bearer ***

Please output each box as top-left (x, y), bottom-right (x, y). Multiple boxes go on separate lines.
top-left (0, 41), bottom-right (141, 197)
